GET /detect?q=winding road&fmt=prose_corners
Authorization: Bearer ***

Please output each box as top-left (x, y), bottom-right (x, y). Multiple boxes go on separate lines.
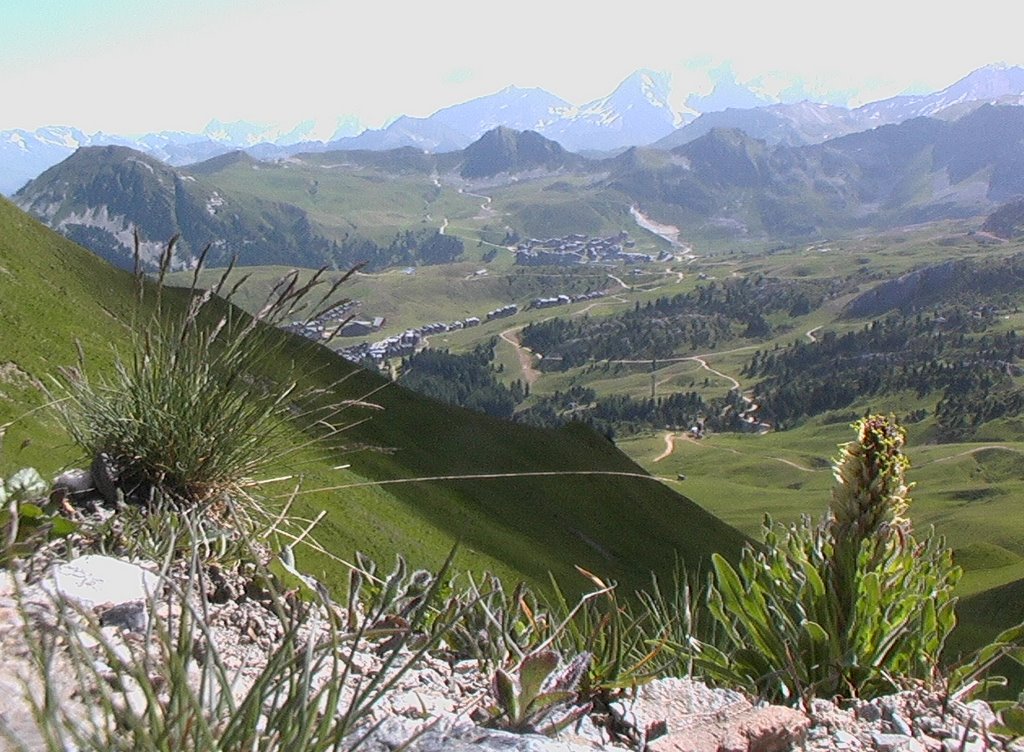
top-left (688, 355), bottom-right (741, 391)
top-left (458, 188), bottom-right (494, 218)
top-left (606, 273), bottom-right (630, 290)
top-left (916, 444), bottom-right (1024, 467)
top-left (650, 430), bottom-right (818, 472)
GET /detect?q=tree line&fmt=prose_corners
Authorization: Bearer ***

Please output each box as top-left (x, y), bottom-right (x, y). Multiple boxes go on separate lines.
top-left (744, 308), bottom-right (1024, 438)
top-left (520, 276), bottom-right (835, 369)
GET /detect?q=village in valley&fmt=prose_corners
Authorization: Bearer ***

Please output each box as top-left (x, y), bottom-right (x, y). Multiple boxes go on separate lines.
top-left (280, 231), bottom-right (669, 369)
top-left (513, 231), bottom-right (674, 266)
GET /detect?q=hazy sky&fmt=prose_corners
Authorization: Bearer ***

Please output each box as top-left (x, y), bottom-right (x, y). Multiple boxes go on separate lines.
top-left (5, 0), bottom-right (1024, 134)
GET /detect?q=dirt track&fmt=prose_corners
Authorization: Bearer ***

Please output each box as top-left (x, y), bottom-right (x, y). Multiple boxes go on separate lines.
top-left (499, 326), bottom-right (542, 385)
top-left (654, 432), bottom-right (677, 462)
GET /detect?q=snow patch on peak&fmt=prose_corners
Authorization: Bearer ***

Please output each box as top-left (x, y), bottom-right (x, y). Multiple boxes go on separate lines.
top-left (644, 86), bottom-right (668, 109)
top-left (126, 158), bottom-right (155, 174)
top-left (206, 191), bottom-right (224, 216)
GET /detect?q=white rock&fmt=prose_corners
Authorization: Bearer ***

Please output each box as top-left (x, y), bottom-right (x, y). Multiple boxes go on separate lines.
top-left (386, 689), bottom-right (457, 719)
top-left (872, 732), bottom-right (924, 752)
top-left (942, 739), bottom-right (986, 752)
top-left (834, 729), bottom-right (860, 747)
top-left (43, 555), bottom-right (160, 608)
top-left (965, 699), bottom-right (997, 729)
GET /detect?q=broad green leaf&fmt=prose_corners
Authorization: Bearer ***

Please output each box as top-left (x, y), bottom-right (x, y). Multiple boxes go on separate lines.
top-left (50, 517), bottom-right (78, 537)
top-left (996, 705), bottom-right (1024, 736)
top-left (18, 503), bottom-right (44, 519)
top-left (268, 547), bottom-right (319, 603)
top-left (528, 689), bottom-right (573, 715)
top-left (7, 468), bottom-right (46, 499)
top-left (493, 669), bottom-right (518, 720)
top-left (520, 651), bottom-right (558, 703)
top-left (539, 702), bottom-right (592, 736)
top-left (803, 620), bottom-right (829, 644)
top-left (801, 559), bottom-right (825, 600)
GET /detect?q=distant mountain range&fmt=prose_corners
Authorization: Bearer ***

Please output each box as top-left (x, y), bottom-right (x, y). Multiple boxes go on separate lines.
top-left (619, 104), bottom-right (1024, 238)
top-left (655, 64), bottom-right (1024, 150)
top-left (5, 64), bottom-right (1024, 196)
top-left (16, 103), bottom-right (1024, 268)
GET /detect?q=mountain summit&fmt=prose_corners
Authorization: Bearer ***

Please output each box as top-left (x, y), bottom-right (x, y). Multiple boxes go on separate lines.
top-left (855, 63), bottom-right (1024, 123)
top-left (546, 69), bottom-right (683, 152)
top-left (459, 127), bottom-right (581, 178)
top-left (430, 86), bottom-right (571, 142)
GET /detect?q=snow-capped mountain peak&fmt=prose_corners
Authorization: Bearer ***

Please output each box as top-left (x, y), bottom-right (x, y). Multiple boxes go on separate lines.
top-left (429, 85), bottom-right (571, 141)
top-left (544, 69), bottom-right (683, 150)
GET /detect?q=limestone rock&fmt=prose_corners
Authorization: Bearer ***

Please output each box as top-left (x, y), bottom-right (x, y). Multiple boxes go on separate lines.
top-left (648, 705), bottom-right (810, 752)
top-left (363, 720), bottom-right (605, 752)
top-left (871, 732), bottom-right (925, 752)
top-left (42, 554), bottom-right (160, 608)
top-left (616, 676), bottom-right (750, 742)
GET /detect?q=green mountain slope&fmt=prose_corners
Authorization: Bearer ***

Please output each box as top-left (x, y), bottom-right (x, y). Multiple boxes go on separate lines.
top-left (458, 127), bottom-right (585, 178)
top-left (0, 197), bottom-right (746, 595)
top-left (13, 146), bottom-right (340, 270)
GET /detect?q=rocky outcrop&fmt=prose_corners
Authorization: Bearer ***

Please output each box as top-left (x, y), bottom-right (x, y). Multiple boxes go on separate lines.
top-left (0, 539), bottom-right (1020, 752)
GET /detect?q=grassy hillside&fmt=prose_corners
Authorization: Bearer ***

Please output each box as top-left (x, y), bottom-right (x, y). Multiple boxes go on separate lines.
top-left (0, 196), bottom-right (746, 597)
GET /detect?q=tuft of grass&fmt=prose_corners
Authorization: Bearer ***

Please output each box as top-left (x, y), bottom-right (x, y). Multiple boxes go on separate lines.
top-left (49, 236), bottom-right (362, 508)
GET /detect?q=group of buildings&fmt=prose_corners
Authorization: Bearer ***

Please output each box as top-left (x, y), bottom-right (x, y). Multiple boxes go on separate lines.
top-left (289, 286), bottom-right (613, 370)
top-left (528, 290), bottom-right (606, 309)
top-left (513, 231), bottom-right (666, 266)
top-left (282, 300), bottom-right (361, 341)
top-left (485, 304), bottom-right (518, 321)
top-left (336, 315), bottom-right (483, 366)
top-left (283, 231), bottom-right (665, 368)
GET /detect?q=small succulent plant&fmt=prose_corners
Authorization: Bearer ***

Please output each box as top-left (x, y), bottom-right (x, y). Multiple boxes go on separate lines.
top-left (434, 574), bottom-right (542, 667)
top-left (1, 467), bottom-right (76, 563)
top-left (484, 650), bottom-right (592, 736)
top-left (348, 551), bottom-right (438, 629)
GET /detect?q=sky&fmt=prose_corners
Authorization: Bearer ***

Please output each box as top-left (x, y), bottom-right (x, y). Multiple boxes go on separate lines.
top-left (4, 0), bottom-right (1024, 135)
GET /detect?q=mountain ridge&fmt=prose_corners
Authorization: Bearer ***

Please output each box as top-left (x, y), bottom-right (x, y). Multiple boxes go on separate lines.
top-left (6, 63), bottom-right (1024, 196)
top-left (13, 145), bottom-right (339, 270)
top-left (18, 106), bottom-right (1024, 265)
